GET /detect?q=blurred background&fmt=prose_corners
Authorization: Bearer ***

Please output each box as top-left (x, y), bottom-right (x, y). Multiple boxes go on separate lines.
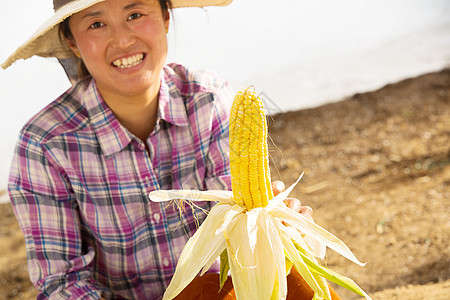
top-left (0, 0), bottom-right (449, 201)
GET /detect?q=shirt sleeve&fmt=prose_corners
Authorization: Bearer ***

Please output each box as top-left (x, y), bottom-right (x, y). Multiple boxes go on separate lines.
top-left (204, 80), bottom-right (233, 191)
top-left (8, 131), bottom-right (102, 299)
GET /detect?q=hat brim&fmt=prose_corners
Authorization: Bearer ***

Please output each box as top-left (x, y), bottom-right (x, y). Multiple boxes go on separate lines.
top-left (1, 0), bottom-right (233, 69)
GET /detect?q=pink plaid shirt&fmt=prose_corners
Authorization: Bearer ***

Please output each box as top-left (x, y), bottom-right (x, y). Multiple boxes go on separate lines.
top-left (9, 63), bottom-right (233, 299)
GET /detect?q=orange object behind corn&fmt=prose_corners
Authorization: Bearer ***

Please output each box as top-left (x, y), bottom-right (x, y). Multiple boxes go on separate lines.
top-left (175, 266), bottom-right (342, 300)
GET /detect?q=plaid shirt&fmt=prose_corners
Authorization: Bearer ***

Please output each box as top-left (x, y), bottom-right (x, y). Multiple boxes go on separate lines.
top-left (8, 64), bottom-right (232, 299)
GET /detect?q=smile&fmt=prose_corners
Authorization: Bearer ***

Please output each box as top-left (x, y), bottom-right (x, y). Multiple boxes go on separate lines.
top-left (112, 54), bottom-right (145, 69)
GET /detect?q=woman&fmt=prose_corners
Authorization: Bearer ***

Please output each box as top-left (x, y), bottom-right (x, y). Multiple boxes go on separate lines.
top-left (3, 0), bottom-right (315, 299)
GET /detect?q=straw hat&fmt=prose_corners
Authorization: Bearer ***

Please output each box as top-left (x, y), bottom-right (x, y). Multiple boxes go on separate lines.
top-left (1, 0), bottom-right (233, 69)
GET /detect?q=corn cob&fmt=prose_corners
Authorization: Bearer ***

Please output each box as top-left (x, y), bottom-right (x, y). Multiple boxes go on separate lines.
top-left (149, 87), bottom-right (372, 300)
top-left (229, 88), bottom-right (274, 210)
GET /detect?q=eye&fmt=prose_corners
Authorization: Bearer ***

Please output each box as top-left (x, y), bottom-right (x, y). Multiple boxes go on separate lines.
top-left (89, 21), bottom-right (104, 29)
top-left (128, 13), bottom-right (142, 20)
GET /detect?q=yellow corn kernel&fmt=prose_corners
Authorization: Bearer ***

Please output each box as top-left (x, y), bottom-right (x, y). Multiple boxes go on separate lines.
top-left (229, 88), bottom-right (274, 210)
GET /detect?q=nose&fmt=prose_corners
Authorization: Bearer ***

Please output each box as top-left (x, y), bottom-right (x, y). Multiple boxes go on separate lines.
top-left (109, 23), bottom-right (135, 49)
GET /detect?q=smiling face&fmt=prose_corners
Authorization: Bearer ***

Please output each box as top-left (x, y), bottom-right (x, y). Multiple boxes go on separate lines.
top-left (67, 0), bottom-right (170, 99)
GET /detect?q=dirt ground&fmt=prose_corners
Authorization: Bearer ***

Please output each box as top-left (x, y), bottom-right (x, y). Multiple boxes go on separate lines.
top-left (0, 69), bottom-right (448, 299)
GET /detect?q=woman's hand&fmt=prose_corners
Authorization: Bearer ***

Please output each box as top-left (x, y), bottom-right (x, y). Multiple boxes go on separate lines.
top-left (271, 181), bottom-right (314, 222)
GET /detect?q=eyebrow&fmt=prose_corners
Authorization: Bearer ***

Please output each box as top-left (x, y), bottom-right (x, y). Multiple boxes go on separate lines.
top-left (80, 10), bottom-right (103, 21)
top-left (80, 1), bottom-right (146, 20)
top-left (124, 2), bottom-right (145, 10)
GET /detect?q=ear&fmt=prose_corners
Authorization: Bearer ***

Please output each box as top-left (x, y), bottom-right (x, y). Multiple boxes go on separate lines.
top-left (163, 9), bottom-right (170, 33)
top-left (66, 38), bottom-right (80, 58)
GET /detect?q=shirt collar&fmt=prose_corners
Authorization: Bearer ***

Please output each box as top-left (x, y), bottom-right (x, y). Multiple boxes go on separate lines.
top-left (83, 79), bottom-right (138, 158)
top-left (158, 67), bottom-right (189, 127)
top-left (83, 72), bottom-right (190, 158)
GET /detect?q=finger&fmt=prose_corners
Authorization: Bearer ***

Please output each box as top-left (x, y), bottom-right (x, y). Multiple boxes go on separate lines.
top-left (299, 206), bottom-right (314, 221)
top-left (271, 181), bottom-right (285, 196)
top-left (283, 198), bottom-right (301, 213)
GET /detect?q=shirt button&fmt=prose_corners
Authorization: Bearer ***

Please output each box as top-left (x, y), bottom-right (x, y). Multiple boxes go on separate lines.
top-left (153, 213), bottom-right (161, 222)
top-left (163, 257), bottom-right (170, 267)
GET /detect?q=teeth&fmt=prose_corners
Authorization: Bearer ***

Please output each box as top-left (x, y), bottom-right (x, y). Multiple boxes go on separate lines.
top-left (112, 54), bottom-right (144, 69)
